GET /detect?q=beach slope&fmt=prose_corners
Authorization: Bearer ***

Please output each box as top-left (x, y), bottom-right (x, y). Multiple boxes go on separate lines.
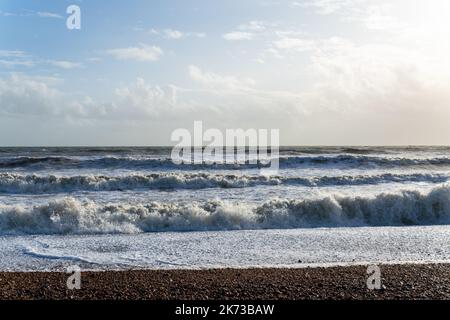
top-left (0, 264), bottom-right (449, 300)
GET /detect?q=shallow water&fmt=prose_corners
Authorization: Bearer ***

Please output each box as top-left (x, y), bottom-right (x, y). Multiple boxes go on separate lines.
top-left (1, 225), bottom-right (449, 271)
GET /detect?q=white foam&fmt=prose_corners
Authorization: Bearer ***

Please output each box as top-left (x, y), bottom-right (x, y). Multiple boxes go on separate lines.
top-left (1, 185), bottom-right (450, 234)
top-left (0, 172), bottom-right (447, 194)
top-left (0, 225), bottom-right (449, 271)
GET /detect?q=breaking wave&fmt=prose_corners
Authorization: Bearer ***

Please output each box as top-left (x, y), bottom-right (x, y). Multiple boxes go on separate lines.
top-left (0, 172), bottom-right (447, 194)
top-left (3, 155), bottom-right (450, 170)
top-left (1, 185), bottom-right (450, 234)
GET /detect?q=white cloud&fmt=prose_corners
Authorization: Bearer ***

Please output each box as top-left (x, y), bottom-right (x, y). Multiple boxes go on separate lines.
top-left (297, 0), bottom-right (361, 15)
top-left (0, 10), bottom-right (63, 18)
top-left (188, 65), bottom-right (256, 91)
top-left (106, 44), bottom-right (163, 62)
top-left (0, 51), bottom-right (33, 68)
top-left (164, 29), bottom-right (184, 39)
top-left (47, 60), bottom-right (82, 69)
top-left (283, 36), bottom-right (450, 117)
top-left (273, 38), bottom-right (316, 51)
top-left (0, 68), bottom-right (300, 127)
top-left (0, 50), bottom-right (28, 58)
top-left (222, 20), bottom-right (277, 42)
top-left (186, 65), bottom-right (307, 124)
top-left (0, 74), bottom-right (78, 117)
top-left (0, 75), bottom-right (181, 121)
top-left (113, 71), bottom-right (301, 124)
top-left (223, 31), bottom-right (254, 41)
top-left (4, 46), bottom-right (450, 145)
top-left (147, 28), bottom-right (206, 39)
top-left (148, 28), bottom-right (160, 35)
top-left (0, 60), bottom-right (34, 68)
top-left (36, 11), bottom-right (63, 19)
top-left (86, 57), bottom-right (102, 62)
top-left (192, 32), bottom-right (207, 38)
top-left (237, 20), bottom-right (267, 31)
top-left (341, 2), bottom-right (407, 32)
top-left (114, 78), bottom-right (180, 117)
top-left (0, 51), bottom-right (83, 70)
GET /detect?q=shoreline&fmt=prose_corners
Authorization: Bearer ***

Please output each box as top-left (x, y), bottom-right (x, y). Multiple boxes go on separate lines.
top-left (1, 263), bottom-right (450, 300)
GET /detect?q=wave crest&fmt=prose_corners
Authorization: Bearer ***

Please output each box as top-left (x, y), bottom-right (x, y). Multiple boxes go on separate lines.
top-left (0, 172), bottom-right (447, 194)
top-left (2, 154), bottom-right (450, 170)
top-left (1, 186), bottom-right (450, 234)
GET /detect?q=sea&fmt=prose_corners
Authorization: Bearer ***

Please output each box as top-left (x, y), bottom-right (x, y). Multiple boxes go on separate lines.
top-left (1, 146), bottom-right (450, 271)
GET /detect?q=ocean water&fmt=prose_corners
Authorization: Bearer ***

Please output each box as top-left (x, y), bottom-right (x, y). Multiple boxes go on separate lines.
top-left (1, 146), bottom-right (450, 271)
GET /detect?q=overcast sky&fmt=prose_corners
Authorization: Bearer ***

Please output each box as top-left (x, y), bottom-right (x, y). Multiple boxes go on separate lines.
top-left (1, 0), bottom-right (450, 146)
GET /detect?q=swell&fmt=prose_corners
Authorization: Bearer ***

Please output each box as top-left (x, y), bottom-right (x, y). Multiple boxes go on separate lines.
top-left (1, 185), bottom-right (450, 234)
top-left (0, 172), bottom-right (447, 194)
top-left (2, 155), bottom-right (450, 170)
top-left (279, 155), bottom-right (450, 167)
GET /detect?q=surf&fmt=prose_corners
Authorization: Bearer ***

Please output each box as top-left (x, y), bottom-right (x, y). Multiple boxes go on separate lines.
top-left (1, 185), bottom-right (450, 235)
top-left (0, 172), bottom-right (447, 194)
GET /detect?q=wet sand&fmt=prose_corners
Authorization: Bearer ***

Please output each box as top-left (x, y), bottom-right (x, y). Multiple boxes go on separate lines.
top-left (0, 264), bottom-right (449, 300)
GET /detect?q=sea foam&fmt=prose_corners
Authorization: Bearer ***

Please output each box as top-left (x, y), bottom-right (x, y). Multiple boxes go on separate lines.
top-left (0, 172), bottom-right (447, 194)
top-left (1, 185), bottom-right (450, 234)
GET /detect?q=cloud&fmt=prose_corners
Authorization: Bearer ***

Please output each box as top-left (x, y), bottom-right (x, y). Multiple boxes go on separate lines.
top-left (47, 60), bottom-right (82, 69)
top-left (106, 44), bottom-right (163, 62)
top-left (0, 50), bottom-right (28, 58)
top-left (0, 60), bottom-right (34, 68)
top-left (340, 2), bottom-right (408, 32)
top-left (223, 31), bottom-right (254, 41)
top-left (36, 11), bottom-right (64, 19)
top-left (147, 28), bottom-right (160, 35)
top-left (146, 28), bottom-right (206, 39)
top-left (0, 67), bottom-right (299, 127)
top-left (237, 20), bottom-right (267, 31)
top-left (300, 38), bottom-right (450, 144)
top-left (271, 34), bottom-right (450, 117)
top-left (164, 29), bottom-right (184, 39)
top-left (86, 57), bottom-right (102, 62)
top-left (114, 78), bottom-right (180, 118)
top-left (0, 74), bottom-right (180, 121)
top-left (273, 38), bottom-right (316, 51)
top-left (186, 65), bottom-right (307, 124)
top-left (0, 50), bottom-right (33, 68)
top-left (213, 22), bottom-right (450, 143)
top-left (4, 47), bottom-right (450, 145)
top-left (296, 0), bottom-right (361, 15)
top-left (0, 51), bottom-right (83, 70)
top-left (222, 20), bottom-right (276, 42)
top-left (188, 65), bottom-right (257, 91)
top-left (0, 10), bottom-right (63, 18)
top-left (0, 74), bottom-right (79, 117)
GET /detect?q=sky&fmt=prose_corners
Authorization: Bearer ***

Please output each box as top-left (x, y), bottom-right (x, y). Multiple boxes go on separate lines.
top-left (1, 0), bottom-right (450, 146)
